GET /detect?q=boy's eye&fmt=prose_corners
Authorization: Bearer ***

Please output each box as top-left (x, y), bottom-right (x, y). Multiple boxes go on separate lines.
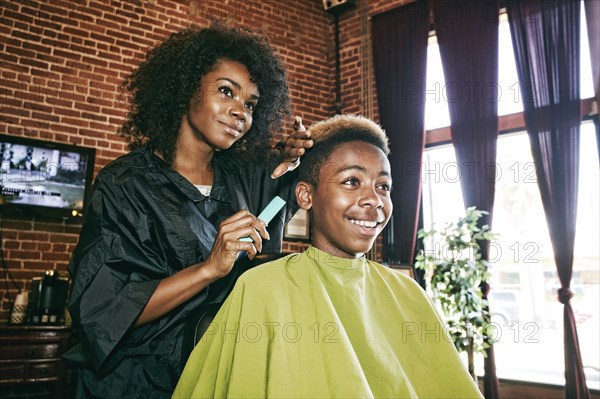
top-left (218, 86), bottom-right (234, 97)
top-left (378, 183), bottom-right (392, 192)
top-left (342, 178), bottom-right (360, 186)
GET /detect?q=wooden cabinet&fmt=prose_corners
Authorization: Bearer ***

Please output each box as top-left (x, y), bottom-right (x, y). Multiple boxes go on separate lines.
top-left (0, 325), bottom-right (71, 399)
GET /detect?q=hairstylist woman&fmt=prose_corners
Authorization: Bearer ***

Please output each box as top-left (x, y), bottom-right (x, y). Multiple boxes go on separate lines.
top-left (65, 24), bottom-right (312, 398)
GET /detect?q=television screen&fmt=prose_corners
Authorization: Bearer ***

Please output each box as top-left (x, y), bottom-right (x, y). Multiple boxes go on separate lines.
top-left (0, 134), bottom-right (96, 219)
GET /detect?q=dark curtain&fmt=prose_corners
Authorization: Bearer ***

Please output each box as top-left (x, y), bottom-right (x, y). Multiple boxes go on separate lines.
top-left (372, 1), bottom-right (429, 265)
top-left (507, 1), bottom-right (589, 398)
top-left (432, 1), bottom-right (500, 397)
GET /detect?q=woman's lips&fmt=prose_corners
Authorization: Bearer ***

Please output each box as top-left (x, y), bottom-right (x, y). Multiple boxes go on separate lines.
top-left (220, 121), bottom-right (242, 138)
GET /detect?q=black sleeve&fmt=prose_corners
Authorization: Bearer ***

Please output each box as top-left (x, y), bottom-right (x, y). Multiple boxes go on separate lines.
top-left (67, 173), bottom-right (162, 373)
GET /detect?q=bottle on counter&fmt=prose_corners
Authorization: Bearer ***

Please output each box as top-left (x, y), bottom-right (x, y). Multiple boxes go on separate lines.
top-left (10, 290), bottom-right (28, 325)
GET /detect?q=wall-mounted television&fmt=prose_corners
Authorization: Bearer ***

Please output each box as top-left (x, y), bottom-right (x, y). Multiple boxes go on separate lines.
top-left (0, 134), bottom-right (96, 219)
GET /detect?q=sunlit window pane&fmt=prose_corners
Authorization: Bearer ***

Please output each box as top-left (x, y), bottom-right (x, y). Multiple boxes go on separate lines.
top-left (498, 13), bottom-right (522, 116)
top-left (580, 0), bottom-right (594, 99)
top-left (572, 122), bottom-right (600, 389)
top-left (424, 36), bottom-right (451, 130)
top-left (421, 145), bottom-right (463, 231)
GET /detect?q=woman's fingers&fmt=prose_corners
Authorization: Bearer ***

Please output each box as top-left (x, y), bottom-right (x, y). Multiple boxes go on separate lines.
top-left (218, 210), bottom-right (269, 241)
top-left (271, 116), bottom-right (313, 179)
top-left (208, 210), bottom-right (269, 271)
top-left (284, 116), bottom-right (312, 160)
top-left (271, 159), bottom-right (300, 179)
top-left (219, 238), bottom-right (259, 261)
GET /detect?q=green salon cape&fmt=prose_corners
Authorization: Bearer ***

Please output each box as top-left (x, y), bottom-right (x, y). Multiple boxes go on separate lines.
top-left (173, 246), bottom-right (483, 399)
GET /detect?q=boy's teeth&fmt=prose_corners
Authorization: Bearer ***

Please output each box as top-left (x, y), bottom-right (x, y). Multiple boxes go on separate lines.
top-left (350, 219), bottom-right (377, 228)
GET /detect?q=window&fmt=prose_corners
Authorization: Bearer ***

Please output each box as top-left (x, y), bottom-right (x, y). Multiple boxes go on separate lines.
top-left (424, 7), bottom-right (594, 131)
top-left (422, 122), bottom-right (599, 389)
top-left (421, 2), bottom-right (598, 390)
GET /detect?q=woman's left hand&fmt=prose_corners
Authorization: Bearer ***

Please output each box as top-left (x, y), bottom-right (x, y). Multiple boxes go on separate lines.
top-left (271, 116), bottom-right (313, 179)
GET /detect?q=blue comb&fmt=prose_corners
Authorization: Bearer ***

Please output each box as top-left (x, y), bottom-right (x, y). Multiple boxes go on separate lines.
top-left (239, 196), bottom-right (286, 242)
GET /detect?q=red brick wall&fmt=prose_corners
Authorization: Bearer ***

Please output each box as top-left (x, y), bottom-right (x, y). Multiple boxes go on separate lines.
top-left (0, 0), bottom-right (410, 322)
top-left (334, 0), bottom-right (417, 115)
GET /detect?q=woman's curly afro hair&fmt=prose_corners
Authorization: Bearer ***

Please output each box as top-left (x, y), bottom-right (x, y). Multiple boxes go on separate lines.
top-left (118, 23), bottom-right (290, 165)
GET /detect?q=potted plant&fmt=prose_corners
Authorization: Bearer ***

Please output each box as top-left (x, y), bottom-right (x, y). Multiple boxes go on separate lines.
top-left (415, 207), bottom-right (497, 381)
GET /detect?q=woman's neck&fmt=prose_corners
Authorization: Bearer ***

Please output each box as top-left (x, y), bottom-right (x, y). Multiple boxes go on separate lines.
top-left (171, 119), bottom-right (215, 186)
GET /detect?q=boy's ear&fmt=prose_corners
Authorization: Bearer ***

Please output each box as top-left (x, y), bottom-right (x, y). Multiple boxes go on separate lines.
top-left (295, 181), bottom-right (313, 211)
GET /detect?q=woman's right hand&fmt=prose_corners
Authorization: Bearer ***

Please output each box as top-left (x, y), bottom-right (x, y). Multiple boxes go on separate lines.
top-left (134, 210), bottom-right (268, 327)
top-left (204, 210), bottom-right (270, 279)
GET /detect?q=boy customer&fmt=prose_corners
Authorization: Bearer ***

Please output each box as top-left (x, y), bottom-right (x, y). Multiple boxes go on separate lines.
top-left (173, 114), bottom-right (483, 398)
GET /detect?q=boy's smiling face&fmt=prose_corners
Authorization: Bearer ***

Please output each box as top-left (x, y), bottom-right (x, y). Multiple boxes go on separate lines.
top-left (296, 141), bottom-right (393, 259)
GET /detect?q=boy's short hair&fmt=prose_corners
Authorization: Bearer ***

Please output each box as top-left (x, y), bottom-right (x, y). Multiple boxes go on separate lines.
top-left (298, 114), bottom-right (390, 186)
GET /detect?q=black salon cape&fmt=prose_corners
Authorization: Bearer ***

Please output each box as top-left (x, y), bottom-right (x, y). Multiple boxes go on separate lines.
top-left (65, 146), bottom-right (297, 398)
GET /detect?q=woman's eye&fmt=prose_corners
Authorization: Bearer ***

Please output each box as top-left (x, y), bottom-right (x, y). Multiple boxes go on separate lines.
top-left (245, 102), bottom-right (255, 111)
top-left (219, 86), bottom-right (234, 97)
